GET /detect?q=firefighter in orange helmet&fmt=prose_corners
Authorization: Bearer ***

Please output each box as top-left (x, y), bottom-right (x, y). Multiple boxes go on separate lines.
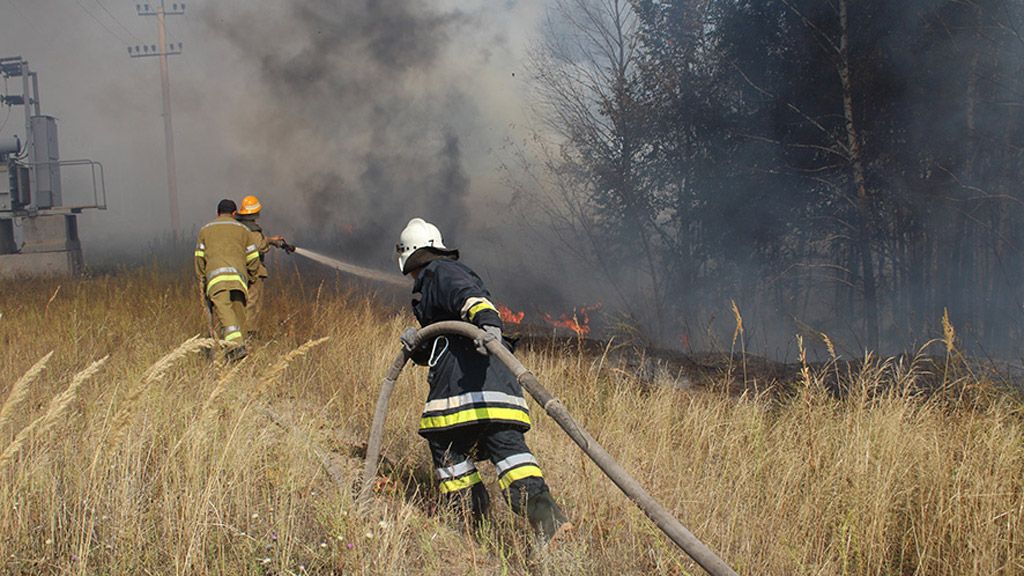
top-left (235, 195), bottom-right (293, 335)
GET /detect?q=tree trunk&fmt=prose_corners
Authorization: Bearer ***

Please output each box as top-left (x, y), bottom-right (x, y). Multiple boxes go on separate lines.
top-left (838, 0), bottom-right (880, 351)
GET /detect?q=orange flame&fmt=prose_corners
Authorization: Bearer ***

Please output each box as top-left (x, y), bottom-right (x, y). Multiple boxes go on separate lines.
top-left (499, 304), bottom-right (525, 326)
top-left (679, 332), bottom-right (690, 350)
top-left (543, 304), bottom-right (601, 338)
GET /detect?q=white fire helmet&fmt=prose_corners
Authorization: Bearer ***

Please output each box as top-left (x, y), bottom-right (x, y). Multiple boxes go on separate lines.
top-left (396, 218), bottom-right (447, 274)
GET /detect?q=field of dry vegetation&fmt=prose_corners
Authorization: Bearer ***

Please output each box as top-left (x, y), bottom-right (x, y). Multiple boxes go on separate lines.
top-left (0, 266), bottom-right (1021, 575)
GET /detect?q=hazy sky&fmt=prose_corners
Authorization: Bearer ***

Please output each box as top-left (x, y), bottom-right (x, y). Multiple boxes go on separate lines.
top-left (0, 0), bottom-right (547, 258)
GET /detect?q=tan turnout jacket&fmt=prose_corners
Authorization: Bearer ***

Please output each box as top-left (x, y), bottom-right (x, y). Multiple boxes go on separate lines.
top-left (194, 215), bottom-right (261, 298)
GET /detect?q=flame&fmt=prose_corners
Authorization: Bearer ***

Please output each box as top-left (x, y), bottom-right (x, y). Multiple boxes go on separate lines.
top-left (499, 304), bottom-right (525, 326)
top-left (542, 303), bottom-right (601, 338)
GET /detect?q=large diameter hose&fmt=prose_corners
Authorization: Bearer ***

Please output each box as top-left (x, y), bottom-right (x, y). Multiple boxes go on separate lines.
top-left (361, 321), bottom-right (738, 576)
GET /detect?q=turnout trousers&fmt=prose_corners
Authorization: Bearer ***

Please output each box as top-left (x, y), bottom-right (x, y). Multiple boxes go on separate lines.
top-left (245, 278), bottom-right (264, 334)
top-left (207, 289), bottom-right (247, 345)
top-left (427, 424), bottom-right (566, 537)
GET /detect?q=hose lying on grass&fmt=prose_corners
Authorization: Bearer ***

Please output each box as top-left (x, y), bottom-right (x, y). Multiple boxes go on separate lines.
top-left (360, 321), bottom-right (738, 576)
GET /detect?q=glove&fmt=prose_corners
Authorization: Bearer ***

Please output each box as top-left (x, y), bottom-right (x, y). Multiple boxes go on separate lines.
top-left (474, 325), bottom-right (502, 356)
top-left (400, 327), bottom-right (420, 353)
top-left (281, 241), bottom-right (296, 254)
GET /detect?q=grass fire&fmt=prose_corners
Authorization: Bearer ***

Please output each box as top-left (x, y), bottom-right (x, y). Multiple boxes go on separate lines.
top-left (2, 0), bottom-right (1024, 574)
top-left (0, 269), bottom-right (1021, 575)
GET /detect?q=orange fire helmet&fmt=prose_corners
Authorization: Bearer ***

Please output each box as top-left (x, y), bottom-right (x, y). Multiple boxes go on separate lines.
top-left (238, 195), bottom-right (262, 215)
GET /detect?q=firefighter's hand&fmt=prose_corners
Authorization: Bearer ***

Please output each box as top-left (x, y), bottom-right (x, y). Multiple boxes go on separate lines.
top-left (273, 237), bottom-right (296, 253)
top-left (400, 327), bottom-right (420, 353)
top-left (474, 325), bottom-right (502, 356)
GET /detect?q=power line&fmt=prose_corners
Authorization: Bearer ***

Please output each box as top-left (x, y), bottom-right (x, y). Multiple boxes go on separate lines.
top-left (5, 0), bottom-right (44, 36)
top-left (73, 0), bottom-right (129, 44)
top-left (93, 0), bottom-right (140, 42)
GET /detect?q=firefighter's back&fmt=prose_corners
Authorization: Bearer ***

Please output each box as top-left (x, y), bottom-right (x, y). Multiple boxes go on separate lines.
top-left (198, 217), bottom-right (255, 295)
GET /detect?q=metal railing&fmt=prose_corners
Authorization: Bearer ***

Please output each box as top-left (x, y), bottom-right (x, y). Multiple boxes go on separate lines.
top-left (25, 158), bottom-right (107, 212)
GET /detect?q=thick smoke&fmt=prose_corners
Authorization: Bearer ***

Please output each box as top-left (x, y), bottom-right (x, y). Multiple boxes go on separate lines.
top-left (201, 0), bottom-right (474, 264)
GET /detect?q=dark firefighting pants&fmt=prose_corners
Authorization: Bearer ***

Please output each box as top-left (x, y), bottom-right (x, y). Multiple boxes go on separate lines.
top-left (427, 425), bottom-right (553, 523)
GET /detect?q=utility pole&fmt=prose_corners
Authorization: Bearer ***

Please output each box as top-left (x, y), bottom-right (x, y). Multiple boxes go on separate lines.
top-left (129, 1), bottom-right (185, 241)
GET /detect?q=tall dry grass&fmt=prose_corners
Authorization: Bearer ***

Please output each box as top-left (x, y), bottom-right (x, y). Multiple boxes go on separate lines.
top-left (0, 268), bottom-right (1020, 575)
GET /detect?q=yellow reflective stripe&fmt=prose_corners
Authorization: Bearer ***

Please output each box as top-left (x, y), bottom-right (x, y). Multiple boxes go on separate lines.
top-left (498, 465), bottom-right (543, 490)
top-left (467, 301), bottom-right (498, 322)
top-left (439, 471), bottom-right (482, 494)
top-left (206, 274), bottom-right (248, 294)
top-left (246, 251), bottom-right (260, 262)
top-left (194, 250), bottom-right (205, 258)
top-left (225, 331), bottom-right (243, 342)
top-left (419, 407), bottom-right (531, 431)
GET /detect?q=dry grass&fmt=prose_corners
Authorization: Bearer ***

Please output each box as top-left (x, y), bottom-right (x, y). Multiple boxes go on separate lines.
top-left (0, 267), bottom-right (1020, 575)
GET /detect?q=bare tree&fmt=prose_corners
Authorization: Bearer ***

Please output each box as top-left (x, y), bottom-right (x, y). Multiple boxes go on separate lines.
top-left (530, 0), bottom-right (670, 337)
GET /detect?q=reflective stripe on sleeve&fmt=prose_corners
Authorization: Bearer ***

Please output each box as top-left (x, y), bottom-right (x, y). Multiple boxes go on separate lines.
top-left (422, 391), bottom-right (529, 414)
top-left (194, 250), bottom-right (205, 258)
top-left (498, 465), bottom-right (543, 490)
top-left (246, 251), bottom-right (260, 262)
top-left (436, 459), bottom-right (476, 480)
top-left (462, 297), bottom-right (498, 322)
top-left (245, 244), bottom-right (258, 254)
top-left (439, 471), bottom-right (482, 494)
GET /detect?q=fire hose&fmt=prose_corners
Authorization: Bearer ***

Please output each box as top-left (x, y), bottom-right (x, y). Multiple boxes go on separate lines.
top-left (360, 321), bottom-right (739, 576)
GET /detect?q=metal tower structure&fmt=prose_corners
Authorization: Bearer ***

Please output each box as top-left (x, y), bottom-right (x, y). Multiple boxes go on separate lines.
top-left (0, 57), bottom-right (107, 277)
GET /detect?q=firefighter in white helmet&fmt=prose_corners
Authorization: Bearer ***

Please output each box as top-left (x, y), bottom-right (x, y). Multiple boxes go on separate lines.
top-left (235, 195), bottom-right (293, 335)
top-left (396, 218), bottom-right (571, 542)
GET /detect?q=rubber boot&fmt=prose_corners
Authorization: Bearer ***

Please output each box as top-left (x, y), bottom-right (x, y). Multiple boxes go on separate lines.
top-left (469, 482), bottom-right (491, 528)
top-left (442, 483), bottom-right (491, 531)
top-left (525, 490), bottom-right (569, 543)
top-left (226, 345), bottom-right (248, 363)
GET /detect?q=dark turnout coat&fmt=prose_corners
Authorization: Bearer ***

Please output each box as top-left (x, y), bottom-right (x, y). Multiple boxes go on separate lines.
top-left (410, 257), bottom-right (531, 437)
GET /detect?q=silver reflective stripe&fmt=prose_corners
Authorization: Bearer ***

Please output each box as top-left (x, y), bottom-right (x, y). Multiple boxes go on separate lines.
top-left (423, 391), bottom-right (528, 414)
top-left (198, 243), bottom-right (205, 250)
top-left (494, 453), bottom-right (538, 476)
top-left (460, 297), bottom-right (494, 320)
top-left (245, 244), bottom-right (258, 253)
top-left (202, 220), bottom-right (249, 230)
top-left (207, 266), bottom-right (240, 280)
top-left (223, 325), bottom-right (239, 335)
top-left (436, 459), bottom-right (476, 480)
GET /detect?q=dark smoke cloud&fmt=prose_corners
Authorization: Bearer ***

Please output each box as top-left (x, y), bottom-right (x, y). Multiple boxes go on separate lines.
top-left (201, 0), bottom-right (475, 263)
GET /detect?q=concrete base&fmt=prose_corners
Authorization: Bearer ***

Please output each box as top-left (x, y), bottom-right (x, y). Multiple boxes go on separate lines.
top-left (21, 214), bottom-right (80, 253)
top-left (0, 249), bottom-right (82, 278)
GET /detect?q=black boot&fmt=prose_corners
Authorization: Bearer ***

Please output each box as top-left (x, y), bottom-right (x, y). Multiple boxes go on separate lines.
top-left (225, 345), bottom-right (248, 362)
top-left (525, 490), bottom-right (569, 542)
top-left (441, 483), bottom-right (491, 531)
top-left (469, 482), bottom-right (491, 527)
